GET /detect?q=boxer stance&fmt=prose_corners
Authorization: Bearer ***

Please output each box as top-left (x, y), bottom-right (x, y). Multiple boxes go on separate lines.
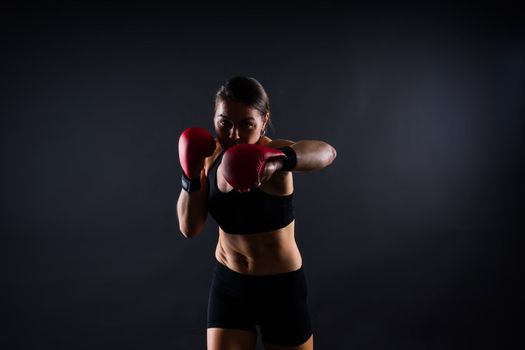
top-left (177, 76), bottom-right (337, 350)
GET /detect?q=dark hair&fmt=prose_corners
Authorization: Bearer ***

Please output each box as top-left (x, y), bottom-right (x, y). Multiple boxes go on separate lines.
top-left (214, 76), bottom-right (274, 135)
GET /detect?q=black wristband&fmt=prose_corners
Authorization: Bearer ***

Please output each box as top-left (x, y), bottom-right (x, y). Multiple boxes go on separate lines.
top-left (277, 146), bottom-right (297, 171)
top-left (181, 171), bottom-right (201, 192)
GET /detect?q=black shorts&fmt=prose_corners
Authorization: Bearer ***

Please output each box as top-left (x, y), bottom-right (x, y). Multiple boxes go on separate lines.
top-left (207, 260), bottom-right (313, 347)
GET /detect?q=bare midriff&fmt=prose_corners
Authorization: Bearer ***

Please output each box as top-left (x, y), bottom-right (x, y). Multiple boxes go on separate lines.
top-left (215, 220), bottom-right (303, 275)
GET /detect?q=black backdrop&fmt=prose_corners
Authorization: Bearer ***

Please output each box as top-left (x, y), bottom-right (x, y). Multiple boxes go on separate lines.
top-left (2, 1), bottom-right (523, 349)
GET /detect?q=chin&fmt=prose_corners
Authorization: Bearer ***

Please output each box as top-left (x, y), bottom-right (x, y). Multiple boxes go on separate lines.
top-left (220, 142), bottom-right (236, 149)
top-left (220, 140), bottom-right (254, 149)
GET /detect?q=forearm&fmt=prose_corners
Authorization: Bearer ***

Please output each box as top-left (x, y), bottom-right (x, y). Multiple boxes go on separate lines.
top-left (289, 140), bottom-right (337, 172)
top-left (176, 170), bottom-right (208, 238)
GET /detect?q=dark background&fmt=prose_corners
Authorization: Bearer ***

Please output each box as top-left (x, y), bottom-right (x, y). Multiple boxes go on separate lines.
top-left (2, 1), bottom-right (523, 349)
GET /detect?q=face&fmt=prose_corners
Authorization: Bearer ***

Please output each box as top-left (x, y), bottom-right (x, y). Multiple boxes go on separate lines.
top-left (214, 100), bottom-right (268, 150)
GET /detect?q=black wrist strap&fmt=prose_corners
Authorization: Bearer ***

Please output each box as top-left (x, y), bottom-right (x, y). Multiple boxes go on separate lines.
top-left (277, 146), bottom-right (297, 171)
top-left (181, 171), bottom-right (201, 192)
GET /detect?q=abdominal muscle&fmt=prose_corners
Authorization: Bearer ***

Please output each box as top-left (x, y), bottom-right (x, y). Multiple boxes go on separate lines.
top-left (215, 220), bottom-right (303, 275)
top-left (207, 136), bottom-right (301, 276)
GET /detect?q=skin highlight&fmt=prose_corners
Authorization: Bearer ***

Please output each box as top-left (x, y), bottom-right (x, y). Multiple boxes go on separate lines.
top-left (179, 91), bottom-right (336, 349)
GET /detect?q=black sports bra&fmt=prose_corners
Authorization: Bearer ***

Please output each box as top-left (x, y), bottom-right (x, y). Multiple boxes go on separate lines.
top-left (207, 150), bottom-right (294, 235)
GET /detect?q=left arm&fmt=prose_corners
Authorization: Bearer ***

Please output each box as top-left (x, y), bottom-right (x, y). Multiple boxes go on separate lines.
top-left (222, 139), bottom-right (337, 191)
top-left (267, 139), bottom-right (337, 173)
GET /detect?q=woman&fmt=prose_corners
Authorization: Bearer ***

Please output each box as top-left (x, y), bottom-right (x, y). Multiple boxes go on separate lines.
top-left (177, 76), bottom-right (337, 350)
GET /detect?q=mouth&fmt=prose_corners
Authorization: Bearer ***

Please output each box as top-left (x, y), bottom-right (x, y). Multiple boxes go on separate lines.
top-left (222, 140), bottom-right (243, 149)
top-left (223, 142), bottom-right (238, 149)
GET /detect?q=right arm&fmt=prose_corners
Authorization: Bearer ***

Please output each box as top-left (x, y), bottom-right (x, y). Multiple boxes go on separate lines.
top-left (176, 127), bottom-right (216, 238)
top-left (177, 169), bottom-right (208, 238)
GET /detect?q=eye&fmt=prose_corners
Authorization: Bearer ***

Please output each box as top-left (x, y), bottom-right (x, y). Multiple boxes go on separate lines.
top-left (243, 122), bottom-right (254, 128)
top-left (219, 120), bottom-right (232, 128)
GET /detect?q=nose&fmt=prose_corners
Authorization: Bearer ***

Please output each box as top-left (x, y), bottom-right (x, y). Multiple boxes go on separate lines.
top-left (230, 127), bottom-right (240, 141)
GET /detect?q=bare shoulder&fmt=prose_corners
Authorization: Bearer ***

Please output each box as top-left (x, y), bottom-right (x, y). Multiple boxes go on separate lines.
top-left (260, 137), bottom-right (295, 148)
top-left (258, 136), bottom-right (295, 196)
top-left (204, 138), bottom-right (223, 176)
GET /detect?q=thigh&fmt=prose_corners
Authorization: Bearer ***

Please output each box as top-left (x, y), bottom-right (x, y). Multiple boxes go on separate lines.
top-left (259, 296), bottom-right (312, 347)
top-left (207, 328), bottom-right (257, 350)
top-left (207, 278), bottom-right (257, 331)
top-left (263, 334), bottom-right (314, 350)
top-left (258, 268), bottom-right (312, 347)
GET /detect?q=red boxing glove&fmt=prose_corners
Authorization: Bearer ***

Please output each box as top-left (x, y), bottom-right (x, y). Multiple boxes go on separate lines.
top-left (222, 144), bottom-right (285, 192)
top-left (178, 127), bottom-right (216, 178)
